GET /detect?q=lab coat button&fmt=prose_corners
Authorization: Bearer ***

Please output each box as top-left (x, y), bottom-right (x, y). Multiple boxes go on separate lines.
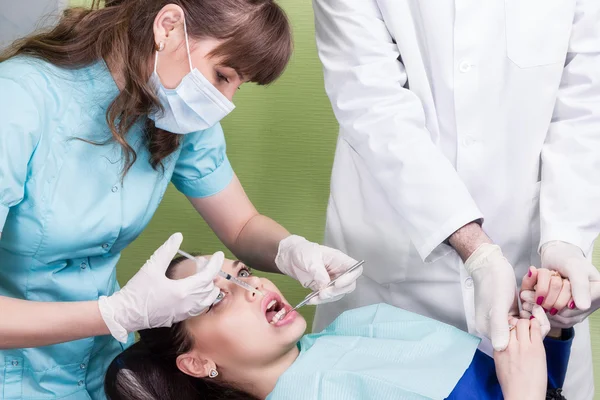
top-left (11, 360), bottom-right (18, 367)
top-left (78, 380), bottom-right (84, 387)
top-left (102, 243), bottom-right (109, 250)
top-left (80, 262), bottom-right (87, 270)
top-left (80, 363), bottom-right (86, 370)
top-left (465, 277), bottom-right (474, 289)
top-left (459, 61), bottom-right (472, 73)
top-left (111, 186), bottom-right (119, 193)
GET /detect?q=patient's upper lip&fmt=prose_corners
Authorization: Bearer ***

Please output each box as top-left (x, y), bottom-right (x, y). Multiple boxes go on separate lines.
top-left (261, 291), bottom-right (281, 316)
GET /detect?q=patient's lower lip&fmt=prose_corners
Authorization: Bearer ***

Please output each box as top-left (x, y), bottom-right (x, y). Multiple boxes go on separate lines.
top-left (273, 307), bottom-right (296, 327)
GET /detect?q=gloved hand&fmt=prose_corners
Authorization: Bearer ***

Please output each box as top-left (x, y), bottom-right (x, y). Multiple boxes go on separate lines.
top-left (545, 282), bottom-right (600, 329)
top-left (464, 243), bottom-right (519, 351)
top-left (98, 233), bottom-right (222, 343)
top-left (541, 241), bottom-right (600, 311)
top-left (275, 235), bottom-right (363, 305)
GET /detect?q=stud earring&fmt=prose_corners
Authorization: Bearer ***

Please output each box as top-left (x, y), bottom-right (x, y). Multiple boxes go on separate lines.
top-left (208, 368), bottom-right (219, 379)
top-left (156, 41), bottom-right (165, 52)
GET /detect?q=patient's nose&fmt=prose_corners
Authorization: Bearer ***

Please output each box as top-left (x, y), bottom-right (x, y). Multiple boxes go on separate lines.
top-left (244, 276), bottom-right (263, 302)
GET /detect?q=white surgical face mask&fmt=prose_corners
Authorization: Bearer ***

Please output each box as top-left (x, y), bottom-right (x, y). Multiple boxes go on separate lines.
top-left (149, 17), bottom-right (235, 134)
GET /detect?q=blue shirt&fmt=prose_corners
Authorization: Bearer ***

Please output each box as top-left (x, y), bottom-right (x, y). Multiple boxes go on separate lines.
top-left (447, 329), bottom-right (573, 399)
top-left (0, 56), bottom-right (234, 399)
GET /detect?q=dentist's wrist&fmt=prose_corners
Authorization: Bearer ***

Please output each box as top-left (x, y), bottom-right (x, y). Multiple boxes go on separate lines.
top-left (98, 295), bottom-right (129, 343)
top-left (449, 221), bottom-right (493, 262)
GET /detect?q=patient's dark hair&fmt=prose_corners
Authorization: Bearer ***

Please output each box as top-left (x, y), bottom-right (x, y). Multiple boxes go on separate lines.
top-left (105, 256), bottom-right (258, 400)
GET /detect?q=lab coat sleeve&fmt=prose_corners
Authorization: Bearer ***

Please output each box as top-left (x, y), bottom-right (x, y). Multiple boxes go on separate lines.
top-left (0, 77), bottom-right (41, 232)
top-left (313, 0), bottom-right (483, 261)
top-left (171, 122), bottom-right (234, 198)
top-left (540, 1), bottom-right (600, 256)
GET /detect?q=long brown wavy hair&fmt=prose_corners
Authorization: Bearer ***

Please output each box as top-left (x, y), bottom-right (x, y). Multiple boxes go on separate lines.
top-left (0, 0), bottom-right (292, 176)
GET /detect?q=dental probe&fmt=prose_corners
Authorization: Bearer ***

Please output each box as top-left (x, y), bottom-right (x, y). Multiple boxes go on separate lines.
top-left (272, 260), bottom-right (365, 323)
top-left (177, 249), bottom-right (264, 296)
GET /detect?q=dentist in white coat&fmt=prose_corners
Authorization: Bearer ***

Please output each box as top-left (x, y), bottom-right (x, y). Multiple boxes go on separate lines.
top-left (312, 1), bottom-right (600, 398)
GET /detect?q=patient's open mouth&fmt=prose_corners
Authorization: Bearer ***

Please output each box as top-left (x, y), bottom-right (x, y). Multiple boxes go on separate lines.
top-left (266, 299), bottom-right (283, 320)
top-left (262, 292), bottom-right (293, 326)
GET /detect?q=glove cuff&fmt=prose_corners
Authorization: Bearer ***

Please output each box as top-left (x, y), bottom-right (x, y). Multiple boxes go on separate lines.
top-left (275, 234), bottom-right (307, 274)
top-left (540, 241), bottom-right (584, 260)
top-left (464, 243), bottom-right (503, 274)
top-left (98, 295), bottom-right (129, 344)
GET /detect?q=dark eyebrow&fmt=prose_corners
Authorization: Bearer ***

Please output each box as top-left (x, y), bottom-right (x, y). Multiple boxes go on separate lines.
top-left (219, 64), bottom-right (243, 80)
top-left (233, 260), bottom-right (242, 270)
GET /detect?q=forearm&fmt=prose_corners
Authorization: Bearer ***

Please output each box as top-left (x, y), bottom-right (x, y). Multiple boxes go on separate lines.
top-left (448, 221), bottom-right (493, 262)
top-left (230, 214), bottom-right (290, 273)
top-left (0, 295), bottom-right (109, 349)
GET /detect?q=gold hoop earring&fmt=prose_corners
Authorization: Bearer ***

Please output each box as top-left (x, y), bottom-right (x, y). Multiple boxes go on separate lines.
top-left (208, 368), bottom-right (219, 379)
top-left (156, 41), bottom-right (165, 52)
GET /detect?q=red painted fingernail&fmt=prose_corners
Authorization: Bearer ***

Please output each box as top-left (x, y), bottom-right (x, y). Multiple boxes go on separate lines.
top-left (530, 316), bottom-right (535, 320)
top-left (550, 308), bottom-right (558, 316)
top-left (528, 269), bottom-right (532, 277)
top-left (569, 301), bottom-right (576, 309)
top-left (536, 296), bottom-right (544, 305)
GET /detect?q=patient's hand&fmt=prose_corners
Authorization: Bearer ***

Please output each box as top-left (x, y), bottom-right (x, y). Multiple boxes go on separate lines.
top-left (520, 267), bottom-right (574, 319)
top-left (494, 317), bottom-right (547, 400)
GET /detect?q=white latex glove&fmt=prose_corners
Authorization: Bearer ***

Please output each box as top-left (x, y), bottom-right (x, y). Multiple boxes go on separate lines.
top-left (464, 243), bottom-right (519, 351)
top-left (98, 233), bottom-right (222, 343)
top-left (541, 241), bottom-right (600, 311)
top-left (275, 235), bottom-right (363, 305)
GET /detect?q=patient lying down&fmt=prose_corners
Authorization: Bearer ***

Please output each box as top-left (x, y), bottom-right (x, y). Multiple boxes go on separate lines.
top-left (104, 256), bottom-right (574, 400)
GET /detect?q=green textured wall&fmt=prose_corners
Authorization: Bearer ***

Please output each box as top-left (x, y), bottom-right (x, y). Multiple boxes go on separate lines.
top-left (68, 0), bottom-right (598, 397)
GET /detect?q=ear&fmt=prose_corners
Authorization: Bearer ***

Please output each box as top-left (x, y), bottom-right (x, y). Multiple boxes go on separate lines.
top-left (176, 351), bottom-right (216, 378)
top-left (153, 4), bottom-right (185, 50)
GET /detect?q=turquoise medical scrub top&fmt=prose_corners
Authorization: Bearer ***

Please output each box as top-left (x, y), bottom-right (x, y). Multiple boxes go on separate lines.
top-left (0, 56), bottom-right (234, 399)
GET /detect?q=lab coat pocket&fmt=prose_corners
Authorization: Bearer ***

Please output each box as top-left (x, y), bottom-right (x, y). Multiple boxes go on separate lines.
top-left (505, 0), bottom-right (575, 68)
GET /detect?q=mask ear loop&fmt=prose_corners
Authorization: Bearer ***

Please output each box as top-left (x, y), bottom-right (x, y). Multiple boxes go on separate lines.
top-left (154, 41), bottom-right (164, 75)
top-left (182, 17), bottom-right (193, 72)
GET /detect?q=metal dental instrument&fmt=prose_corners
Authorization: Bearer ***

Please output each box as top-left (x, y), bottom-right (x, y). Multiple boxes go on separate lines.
top-left (177, 249), bottom-right (264, 296)
top-left (274, 260), bottom-right (365, 322)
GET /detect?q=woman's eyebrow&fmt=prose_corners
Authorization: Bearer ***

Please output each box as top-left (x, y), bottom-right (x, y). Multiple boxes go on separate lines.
top-left (233, 260), bottom-right (242, 270)
top-left (221, 65), bottom-right (243, 80)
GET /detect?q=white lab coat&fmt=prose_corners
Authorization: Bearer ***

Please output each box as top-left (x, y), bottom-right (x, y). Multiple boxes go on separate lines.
top-left (312, 1), bottom-right (600, 398)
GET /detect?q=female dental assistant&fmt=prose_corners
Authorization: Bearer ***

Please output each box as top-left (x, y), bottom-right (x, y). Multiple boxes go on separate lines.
top-left (0, 1), bottom-right (362, 398)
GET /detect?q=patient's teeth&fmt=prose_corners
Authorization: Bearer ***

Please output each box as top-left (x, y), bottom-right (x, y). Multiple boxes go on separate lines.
top-left (271, 309), bottom-right (286, 324)
top-left (267, 300), bottom-right (277, 310)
